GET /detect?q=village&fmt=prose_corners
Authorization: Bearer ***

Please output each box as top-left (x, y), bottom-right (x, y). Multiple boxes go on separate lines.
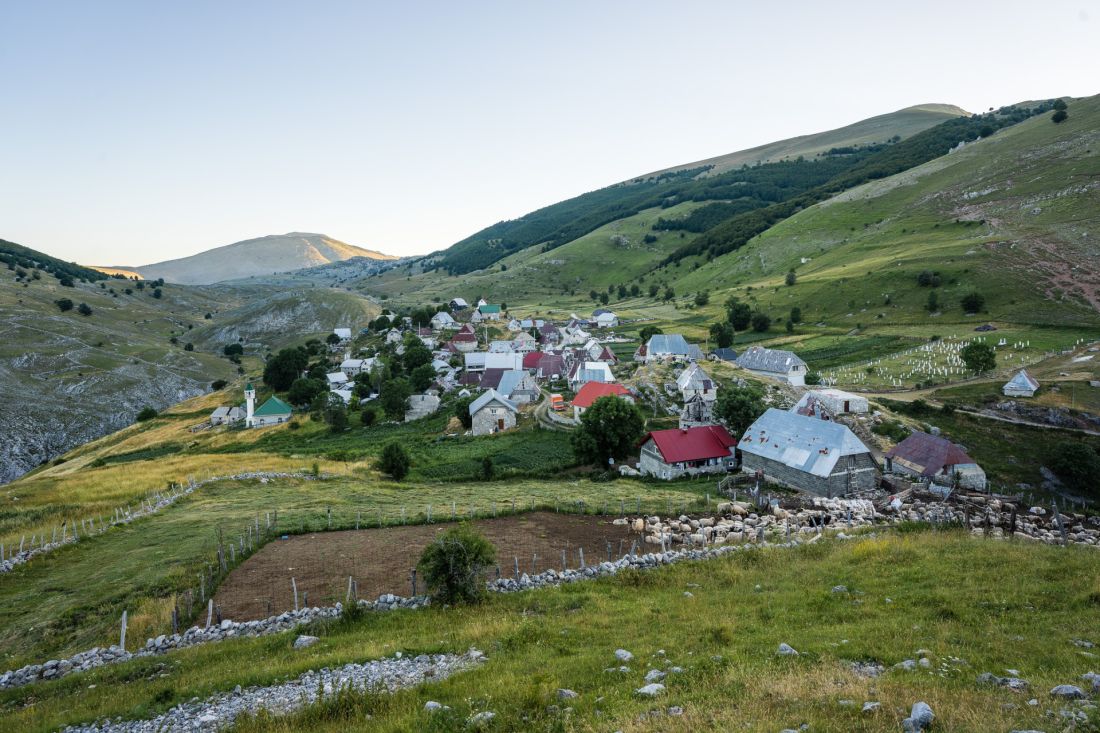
top-left (204, 296), bottom-right (1081, 502)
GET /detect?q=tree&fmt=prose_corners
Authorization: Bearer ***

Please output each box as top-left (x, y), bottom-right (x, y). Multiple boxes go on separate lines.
top-left (480, 455), bottom-right (494, 481)
top-left (917, 270), bottom-right (941, 287)
top-left (630, 283), bottom-right (640, 297)
top-left (598, 292), bottom-right (609, 305)
top-left (925, 290), bottom-right (939, 312)
top-left (785, 320), bottom-right (794, 334)
top-left (750, 311), bottom-right (771, 332)
top-left (648, 283), bottom-right (659, 298)
top-left (1053, 99), bottom-right (1068, 111)
top-left (1051, 109), bottom-right (1068, 123)
top-left (454, 396), bottom-right (474, 429)
top-left (960, 341), bottom-right (996, 375)
top-left (804, 372), bottom-right (822, 386)
top-left (59, 276), bottom-right (74, 287)
top-left (785, 269), bottom-right (797, 286)
top-left (713, 384), bottom-right (766, 437)
top-left (960, 292), bottom-right (985, 313)
top-left (377, 441), bottom-right (411, 480)
top-left (152, 288), bottom-right (162, 299)
top-left (571, 396), bottom-right (645, 467)
top-left (694, 291), bottom-right (710, 307)
top-left (379, 378), bottom-right (412, 419)
top-left (360, 405), bottom-right (380, 427)
top-left (1047, 443), bottom-right (1100, 497)
top-left (325, 399), bottom-right (348, 433)
top-left (789, 306), bottom-right (802, 324)
top-left (370, 314), bottom-right (391, 331)
top-left (287, 377), bottom-right (326, 406)
top-left (724, 297), bottom-right (752, 331)
top-left (211, 379), bottom-right (228, 391)
top-left (416, 524), bottom-right (496, 604)
top-left (402, 342), bottom-right (433, 372)
top-left (136, 406), bottom-right (158, 422)
top-left (326, 332), bottom-right (342, 346)
top-left (639, 325), bottom-right (663, 342)
top-left (709, 322), bottom-right (734, 348)
top-left (223, 343), bottom-right (244, 357)
top-left (662, 287), bottom-right (675, 302)
top-left (410, 363), bottom-right (436, 392)
top-left (77, 302), bottom-right (92, 316)
top-left (263, 348), bottom-right (308, 391)
top-left (183, 342), bottom-right (194, 351)
top-left (55, 298), bottom-right (73, 312)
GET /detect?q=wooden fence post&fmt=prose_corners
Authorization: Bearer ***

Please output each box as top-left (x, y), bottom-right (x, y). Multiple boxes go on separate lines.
top-left (206, 599), bottom-right (213, 629)
top-left (119, 610), bottom-right (128, 650)
top-left (292, 577), bottom-right (299, 611)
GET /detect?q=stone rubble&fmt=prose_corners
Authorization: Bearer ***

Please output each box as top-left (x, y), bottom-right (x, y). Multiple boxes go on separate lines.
top-left (0, 472), bottom-right (322, 575)
top-left (60, 648), bottom-right (485, 733)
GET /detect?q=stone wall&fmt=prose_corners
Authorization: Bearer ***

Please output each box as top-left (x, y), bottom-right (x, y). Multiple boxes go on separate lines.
top-left (742, 453), bottom-right (878, 497)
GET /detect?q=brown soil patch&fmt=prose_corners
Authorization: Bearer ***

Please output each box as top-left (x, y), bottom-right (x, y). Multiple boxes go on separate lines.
top-left (213, 512), bottom-right (638, 621)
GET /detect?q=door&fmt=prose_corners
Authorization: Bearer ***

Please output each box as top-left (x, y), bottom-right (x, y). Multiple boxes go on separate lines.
top-left (498, 418), bottom-right (505, 430)
top-left (844, 400), bottom-right (850, 412)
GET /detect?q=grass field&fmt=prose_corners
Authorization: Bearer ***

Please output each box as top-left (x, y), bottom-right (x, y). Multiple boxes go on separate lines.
top-left (1, 531), bottom-right (1097, 732)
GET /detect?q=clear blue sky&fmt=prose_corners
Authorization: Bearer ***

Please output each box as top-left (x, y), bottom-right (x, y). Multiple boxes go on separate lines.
top-left (1, 1), bottom-right (1095, 264)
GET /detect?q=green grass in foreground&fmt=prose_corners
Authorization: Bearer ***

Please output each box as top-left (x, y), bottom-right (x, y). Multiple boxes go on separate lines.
top-left (0, 476), bottom-right (713, 670)
top-left (0, 531), bottom-right (1097, 732)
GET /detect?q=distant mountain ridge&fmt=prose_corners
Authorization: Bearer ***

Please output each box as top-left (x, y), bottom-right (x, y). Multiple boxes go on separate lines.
top-left (115, 232), bottom-right (397, 285)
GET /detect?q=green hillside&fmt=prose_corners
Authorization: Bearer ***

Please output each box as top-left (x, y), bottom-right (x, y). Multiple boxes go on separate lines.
top-left (646, 103), bottom-right (969, 176)
top-left (429, 105), bottom-right (970, 276)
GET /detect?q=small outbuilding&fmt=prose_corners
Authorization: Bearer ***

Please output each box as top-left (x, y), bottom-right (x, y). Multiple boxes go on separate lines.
top-left (791, 389), bottom-right (869, 417)
top-left (469, 389), bottom-right (519, 436)
top-left (210, 406), bottom-right (244, 426)
top-left (1003, 369), bottom-right (1039, 397)
top-left (735, 346), bottom-right (808, 386)
top-left (885, 430), bottom-right (986, 490)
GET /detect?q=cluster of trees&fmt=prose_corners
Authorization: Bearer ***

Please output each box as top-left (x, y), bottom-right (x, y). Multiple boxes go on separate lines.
top-left (1051, 99), bottom-right (1068, 124)
top-left (1, 238), bottom-right (107, 284)
top-left (724, 296), bottom-right (771, 333)
top-left (960, 341), bottom-right (996, 374)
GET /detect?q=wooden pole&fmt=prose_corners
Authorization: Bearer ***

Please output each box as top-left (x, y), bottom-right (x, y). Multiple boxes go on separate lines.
top-left (119, 610), bottom-right (128, 650)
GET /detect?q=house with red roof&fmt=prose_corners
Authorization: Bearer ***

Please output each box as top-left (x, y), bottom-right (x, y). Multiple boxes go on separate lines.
top-left (448, 331), bottom-right (478, 353)
top-left (885, 430), bottom-right (986, 490)
top-left (638, 425), bottom-right (737, 480)
top-left (571, 382), bottom-right (633, 421)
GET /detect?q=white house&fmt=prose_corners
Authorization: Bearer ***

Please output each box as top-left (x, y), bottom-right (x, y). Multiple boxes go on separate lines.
top-left (326, 371), bottom-right (349, 389)
top-left (676, 363), bottom-right (716, 402)
top-left (792, 389), bottom-right (869, 417)
top-left (637, 334), bottom-right (694, 363)
top-left (465, 351), bottom-right (524, 373)
top-left (431, 311), bottom-right (457, 330)
top-left (469, 389), bottom-right (518, 435)
top-left (568, 360), bottom-right (615, 390)
top-left (593, 311), bottom-right (619, 328)
top-left (333, 328), bottom-right (352, 342)
top-left (735, 345), bottom-right (808, 386)
top-left (340, 357), bottom-right (374, 377)
top-left (1003, 369), bottom-right (1039, 397)
top-left (638, 426), bottom-right (738, 480)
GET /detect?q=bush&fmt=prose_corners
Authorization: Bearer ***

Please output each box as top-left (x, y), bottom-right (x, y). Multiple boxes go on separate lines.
top-left (960, 292), bottom-right (985, 313)
top-left (377, 442), bottom-right (411, 480)
top-left (785, 269), bottom-right (796, 286)
top-left (223, 343), bottom-right (244, 357)
top-left (136, 407), bottom-right (158, 422)
top-left (1047, 443), bottom-right (1100, 496)
top-left (804, 372), bottom-right (822, 386)
top-left (360, 406), bottom-right (379, 427)
top-left (416, 525), bottom-right (497, 604)
top-left (55, 298), bottom-right (74, 312)
top-left (453, 396), bottom-right (474, 429)
top-left (77, 302), bottom-right (93, 316)
top-left (480, 455), bottom-right (494, 481)
top-left (1052, 109), bottom-right (1068, 124)
top-left (872, 420), bottom-right (909, 442)
top-left (750, 311), bottom-right (771, 332)
top-left (210, 379), bottom-right (228, 391)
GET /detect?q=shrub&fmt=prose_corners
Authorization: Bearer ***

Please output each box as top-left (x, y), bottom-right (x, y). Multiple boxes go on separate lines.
top-left (77, 302), bottom-right (93, 316)
top-left (223, 343), bottom-right (244, 357)
top-left (453, 396), bottom-right (474, 429)
top-left (1052, 109), bottom-right (1068, 123)
top-left (360, 406), bottom-right (379, 427)
top-left (377, 442), bottom-right (411, 480)
top-left (136, 407), bottom-right (158, 422)
top-left (960, 292), bottom-right (985, 313)
top-left (417, 525), bottom-right (497, 604)
top-left (785, 269), bottom-right (796, 286)
top-left (804, 372), bottom-right (822, 386)
top-left (750, 311), bottom-right (771, 332)
top-left (480, 455), bottom-right (494, 481)
top-left (210, 379), bottom-right (228, 391)
top-left (55, 298), bottom-right (74, 312)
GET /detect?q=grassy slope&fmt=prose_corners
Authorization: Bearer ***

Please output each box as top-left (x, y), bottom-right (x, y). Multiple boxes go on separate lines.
top-left (647, 104), bottom-right (968, 176)
top-left (1, 531), bottom-right (1098, 732)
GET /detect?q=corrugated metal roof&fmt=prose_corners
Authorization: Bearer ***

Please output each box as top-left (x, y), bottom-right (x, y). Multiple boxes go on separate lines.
top-left (738, 408), bottom-right (869, 477)
top-left (646, 334), bottom-right (692, 356)
top-left (573, 382), bottom-right (631, 408)
top-left (643, 425), bottom-right (736, 463)
top-left (1004, 369), bottom-right (1039, 391)
top-left (736, 345), bottom-right (806, 373)
top-left (886, 431), bottom-right (976, 477)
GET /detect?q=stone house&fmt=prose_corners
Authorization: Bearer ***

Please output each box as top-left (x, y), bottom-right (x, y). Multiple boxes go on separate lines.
top-left (735, 346), bottom-right (808, 386)
top-left (638, 425), bottom-right (738, 480)
top-left (885, 430), bottom-right (987, 490)
top-left (469, 389), bottom-right (518, 435)
top-left (676, 363), bottom-right (716, 402)
top-left (738, 408), bottom-right (878, 496)
top-left (210, 406), bottom-right (244, 426)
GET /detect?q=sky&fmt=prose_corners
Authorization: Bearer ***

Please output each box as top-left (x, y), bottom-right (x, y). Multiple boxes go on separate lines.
top-left (1, 1), bottom-right (1096, 265)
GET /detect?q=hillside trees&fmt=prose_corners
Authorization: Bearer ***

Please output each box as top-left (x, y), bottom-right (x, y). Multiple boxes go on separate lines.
top-left (725, 297), bottom-right (753, 331)
top-left (379, 378), bottom-right (412, 419)
top-left (961, 342), bottom-right (996, 375)
top-left (287, 377), bottom-right (326, 406)
top-left (639, 325), bottom-right (663, 342)
top-left (223, 343), bottom-right (244, 357)
top-left (751, 312), bottom-right (771, 332)
top-left (785, 269), bottom-right (797, 286)
top-left (263, 348), bottom-right (309, 391)
top-left (410, 363), bottom-right (436, 392)
top-left (960, 292), bottom-right (985, 313)
top-left (55, 298), bottom-right (73, 312)
top-left (714, 384), bottom-right (766, 437)
top-left (709, 322), bottom-right (734, 348)
top-left (571, 396), bottom-right (645, 468)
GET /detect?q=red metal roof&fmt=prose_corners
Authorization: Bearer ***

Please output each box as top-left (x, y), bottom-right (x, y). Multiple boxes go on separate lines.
top-left (642, 425), bottom-right (737, 463)
top-left (450, 332), bottom-right (477, 343)
top-left (522, 351), bottom-right (542, 369)
top-left (885, 430), bottom-right (975, 477)
top-left (572, 382), bottom-right (631, 408)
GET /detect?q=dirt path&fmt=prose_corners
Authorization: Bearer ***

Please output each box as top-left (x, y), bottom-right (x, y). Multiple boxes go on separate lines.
top-left (213, 512), bottom-right (638, 621)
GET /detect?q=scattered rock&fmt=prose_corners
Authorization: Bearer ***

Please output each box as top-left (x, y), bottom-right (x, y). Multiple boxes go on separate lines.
top-left (635, 683), bottom-right (665, 697)
top-left (901, 701), bottom-right (934, 731)
top-left (1050, 684), bottom-right (1087, 699)
top-left (614, 649), bottom-right (634, 663)
top-left (292, 635), bottom-right (319, 650)
top-left (557, 689), bottom-right (578, 700)
top-left (777, 643), bottom-right (799, 656)
top-left (862, 701), bottom-right (881, 713)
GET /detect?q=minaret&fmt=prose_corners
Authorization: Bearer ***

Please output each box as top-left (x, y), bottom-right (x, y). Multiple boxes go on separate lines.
top-left (244, 383), bottom-right (256, 427)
